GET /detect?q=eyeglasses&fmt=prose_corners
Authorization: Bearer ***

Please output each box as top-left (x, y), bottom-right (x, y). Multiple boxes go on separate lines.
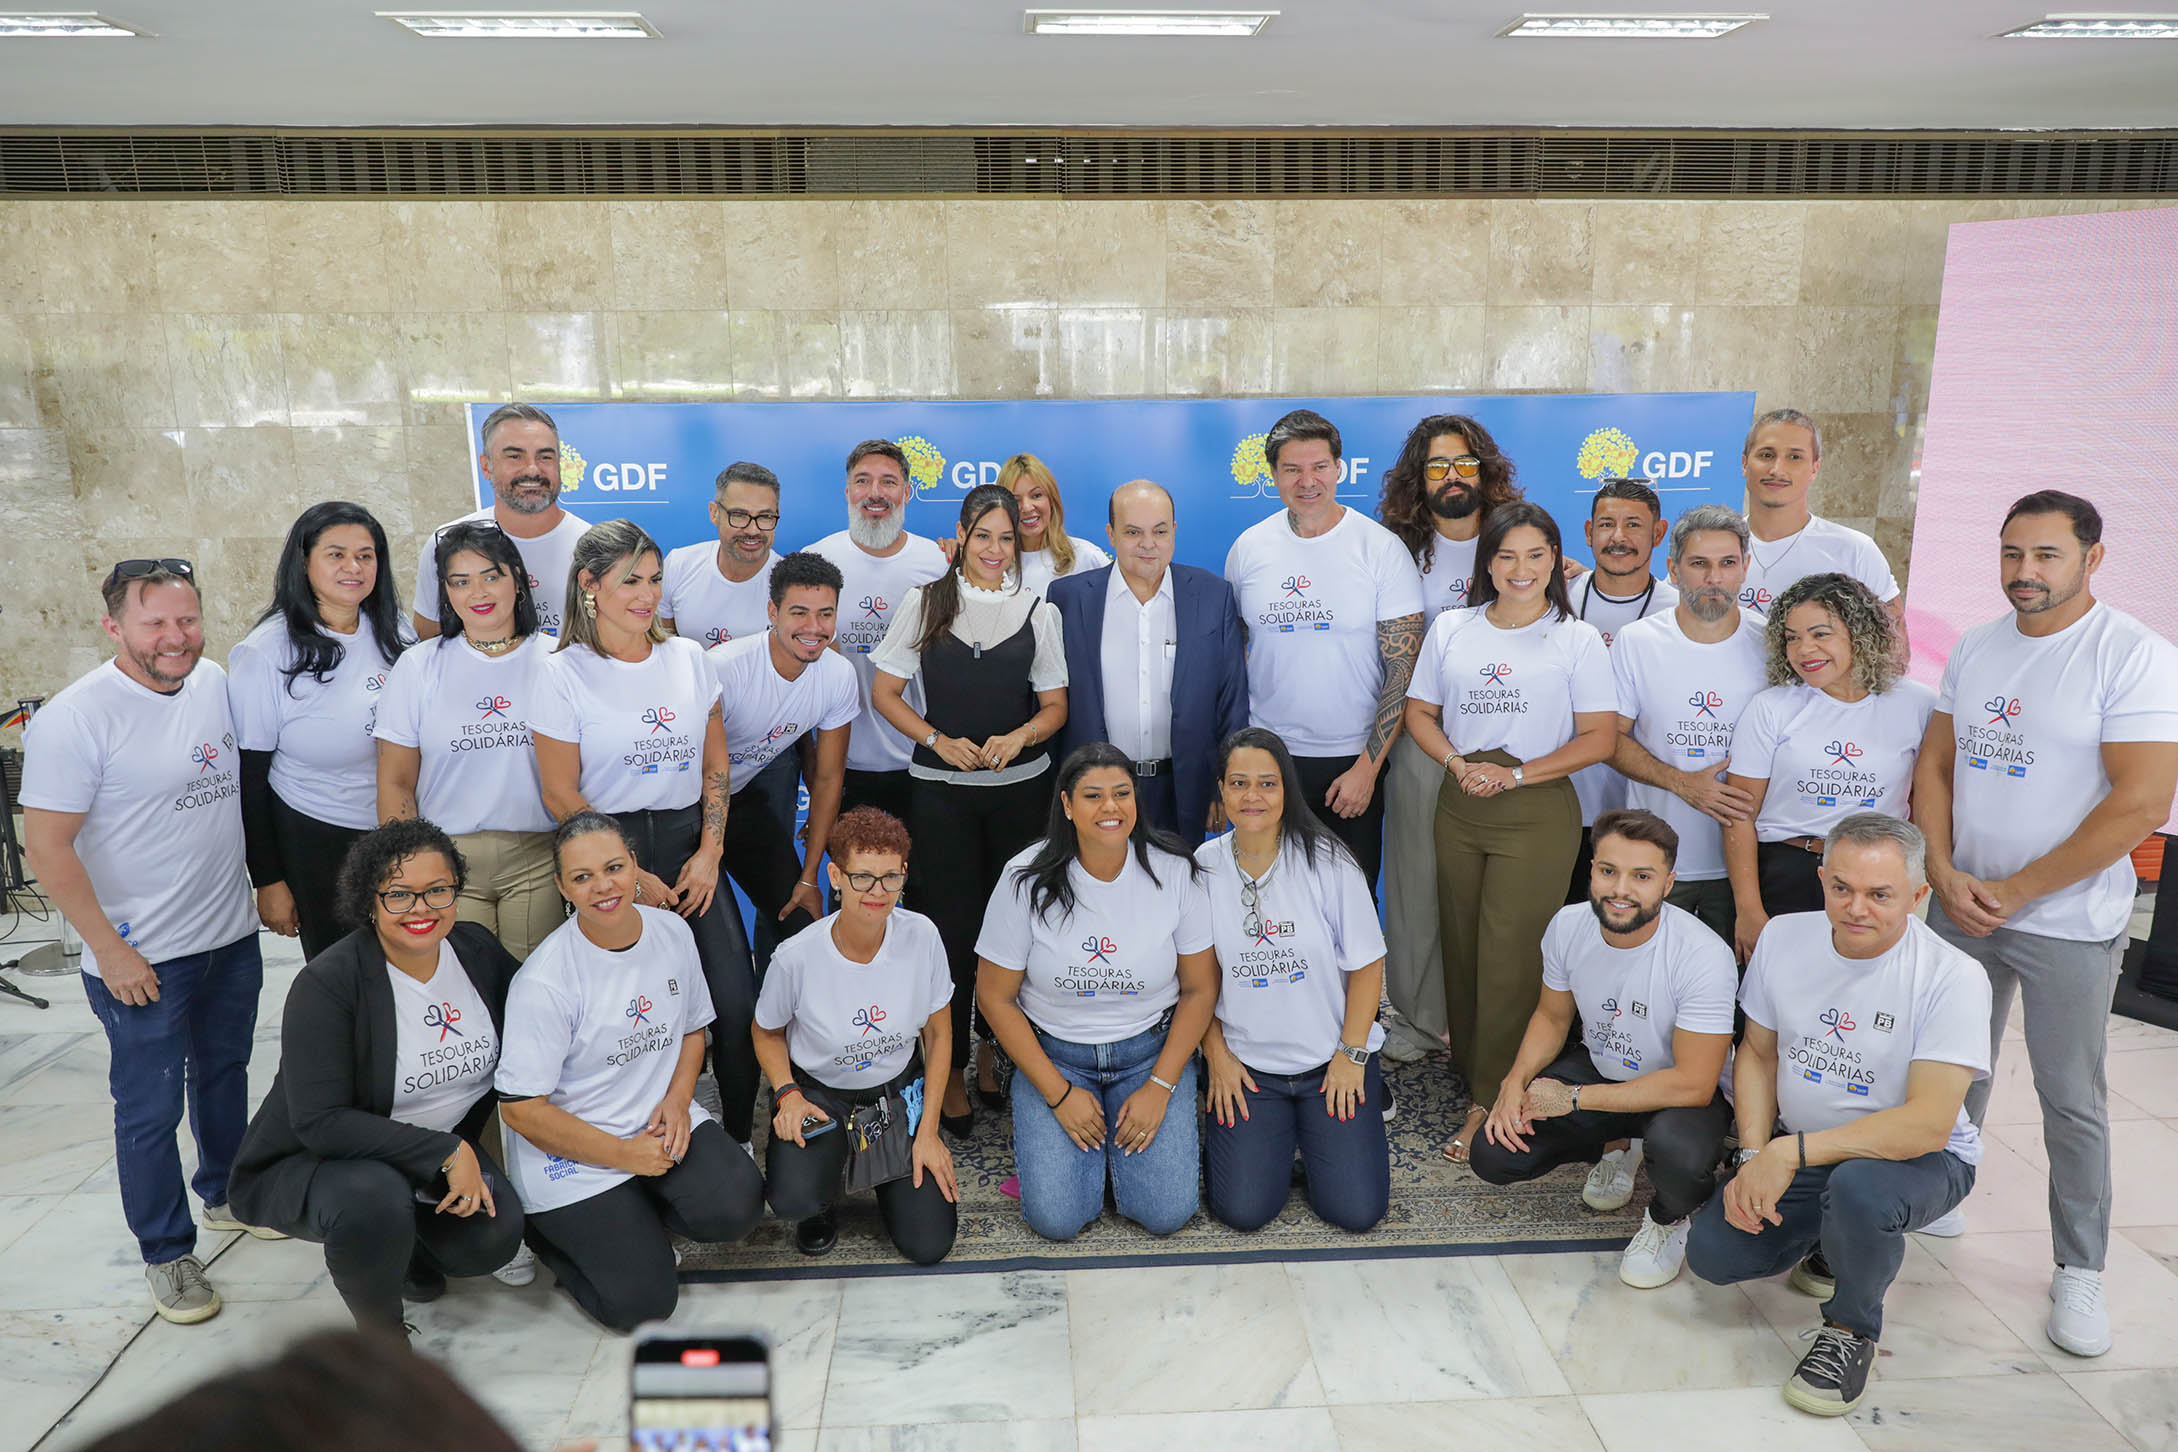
top-left (377, 884), bottom-right (458, 913)
top-left (842, 870), bottom-right (907, 893)
top-left (721, 509), bottom-right (782, 530)
top-left (1424, 456), bottom-right (1483, 482)
top-left (104, 557), bottom-right (195, 590)
top-left (1240, 874), bottom-right (1264, 940)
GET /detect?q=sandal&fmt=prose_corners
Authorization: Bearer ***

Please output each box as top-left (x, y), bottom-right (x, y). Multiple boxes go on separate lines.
top-left (1442, 1107), bottom-right (1487, 1164)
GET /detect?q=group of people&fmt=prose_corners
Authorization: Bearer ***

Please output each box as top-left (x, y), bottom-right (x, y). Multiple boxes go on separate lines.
top-left (20, 398), bottom-right (2176, 1419)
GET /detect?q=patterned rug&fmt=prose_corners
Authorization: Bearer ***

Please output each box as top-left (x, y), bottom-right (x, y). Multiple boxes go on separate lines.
top-left (678, 1054), bottom-right (1650, 1282)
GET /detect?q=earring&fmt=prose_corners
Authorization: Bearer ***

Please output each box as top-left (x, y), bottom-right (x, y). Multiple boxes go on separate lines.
top-left (583, 592), bottom-right (597, 617)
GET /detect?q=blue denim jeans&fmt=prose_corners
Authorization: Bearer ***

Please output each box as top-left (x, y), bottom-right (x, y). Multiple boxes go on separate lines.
top-left (1205, 1055), bottom-right (1389, 1233)
top-left (1013, 1019), bottom-right (1200, 1241)
top-left (82, 933), bottom-right (264, 1265)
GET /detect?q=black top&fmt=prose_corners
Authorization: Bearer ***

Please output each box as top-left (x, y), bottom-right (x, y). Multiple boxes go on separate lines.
top-left (228, 921), bottom-right (520, 1231)
top-left (911, 613), bottom-right (1047, 774)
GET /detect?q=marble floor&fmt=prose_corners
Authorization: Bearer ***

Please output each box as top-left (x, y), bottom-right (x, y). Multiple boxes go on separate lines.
top-left (4, 922), bottom-right (2177, 1452)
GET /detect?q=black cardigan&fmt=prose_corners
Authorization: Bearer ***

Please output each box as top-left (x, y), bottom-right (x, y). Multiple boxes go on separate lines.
top-left (229, 921), bottom-right (521, 1231)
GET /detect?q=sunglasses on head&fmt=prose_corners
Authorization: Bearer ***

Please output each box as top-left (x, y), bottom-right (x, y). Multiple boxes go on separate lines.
top-left (104, 557), bottom-right (195, 591)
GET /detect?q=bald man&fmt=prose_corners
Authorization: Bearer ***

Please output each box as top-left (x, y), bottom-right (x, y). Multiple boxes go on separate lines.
top-left (1047, 481), bottom-right (1250, 844)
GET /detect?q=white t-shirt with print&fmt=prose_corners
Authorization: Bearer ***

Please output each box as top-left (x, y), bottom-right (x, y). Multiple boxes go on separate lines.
top-left (1609, 610), bottom-right (1771, 881)
top-left (1408, 607), bottom-right (1616, 763)
top-left (1194, 833), bottom-right (1386, 1076)
top-left (1018, 536), bottom-right (1112, 598)
top-left (373, 635), bottom-right (556, 835)
top-left (806, 530), bottom-right (950, 774)
top-left (1735, 679), bottom-right (1935, 844)
top-left (976, 844), bottom-right (1213, 1045)
top-left (1225, 508), bottom-right (1425, 757)
top-left (1542, 902), bottom-right (1736, 1082)
top-left (388, 941), bottom-right (501, 1133)
top-left (227, 615), bottom-right (399, 831)
top-left (530, 638), bottom-right (720, 815)
top-left (754, 909), bottom-right (952, 1091)
top-left (495, 907), bottom-right (717, 1213)
top-left (1567, 573), bottom-right (1681, 826)
top-left (710, 634), bottom-right (861, 789)
top-left (414, 507), bottom-right (590, 640)
top-left (1740, 514), bottom-right (1899, 614)
top-left (1740, 912), bottom-right (1990, 1164)
top-left (19, 660), bottom-right (256, 979)
top-left (662, 543), bottom-right (781, 649)
top-left (1938, 602), bottom-right (2178, 940)
top-left (1414, 534), bottom-right (1479, 626)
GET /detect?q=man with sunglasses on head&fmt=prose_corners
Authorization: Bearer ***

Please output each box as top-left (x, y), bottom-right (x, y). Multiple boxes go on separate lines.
top-left (413, 402), bottom-right (590, 641)
top-left (22, 558), bottom-right (272, 1327)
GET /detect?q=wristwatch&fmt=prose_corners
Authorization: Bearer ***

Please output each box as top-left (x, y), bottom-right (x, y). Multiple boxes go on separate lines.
top-left (1735, 1146), bottom-right (1760, 1166)
top-left (1510, 765), bottom-right (1526, 786)
top-left (921, 729), bottom-right (939, 748)
top-left (1338, 1040), bottom-right (1371, 1065)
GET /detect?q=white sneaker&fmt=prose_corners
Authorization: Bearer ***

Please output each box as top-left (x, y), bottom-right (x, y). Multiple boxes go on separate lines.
top-left (2047, 1266), bottom-right (2112, 1357)
top-left (1916, 1205), bottom-right (1968, 1238)
top-left (1618, 1209), bottom-right (1690, 1289)
top-left (201, 1203), bottom-right (288, 1241)
top-left (1583, 1143), bottom-right (1643, 1212)
top-left (491, 1243), bottom-right (537, 1287)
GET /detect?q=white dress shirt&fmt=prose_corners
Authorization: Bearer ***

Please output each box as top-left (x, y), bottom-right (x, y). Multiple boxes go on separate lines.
top-left (1100, 567), bottom-right (1177, 763)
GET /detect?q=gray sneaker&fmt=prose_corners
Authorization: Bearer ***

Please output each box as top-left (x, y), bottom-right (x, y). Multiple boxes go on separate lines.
top-left (202, 1203), bottom-right (289, 1241)
top-left (146, 1255), bottom-right (222, 1325)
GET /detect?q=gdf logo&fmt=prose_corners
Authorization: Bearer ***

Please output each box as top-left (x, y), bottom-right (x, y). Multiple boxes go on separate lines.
top-left (545, 439), bottom-right (671, 494)
top-left (1227, 432), bottom-right (1372, 501)
top-left (1574, 427), bottom-right (1715, 483)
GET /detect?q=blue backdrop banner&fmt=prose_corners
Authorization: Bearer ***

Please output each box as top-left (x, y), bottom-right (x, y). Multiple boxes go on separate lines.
top-left (464, 393), bottom-right (1757, 567)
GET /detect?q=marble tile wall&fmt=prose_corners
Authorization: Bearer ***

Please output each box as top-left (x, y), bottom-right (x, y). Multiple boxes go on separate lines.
top-left (0, 194), bottom-right (2159, 705)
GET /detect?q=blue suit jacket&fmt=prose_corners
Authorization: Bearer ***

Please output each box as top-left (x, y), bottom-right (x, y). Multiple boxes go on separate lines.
top-left (1047, 563), bottom-right (1249, 845)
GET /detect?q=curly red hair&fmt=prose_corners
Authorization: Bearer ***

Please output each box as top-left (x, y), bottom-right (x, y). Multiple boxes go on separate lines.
top-left (829, 806), bottom-right (912, 866)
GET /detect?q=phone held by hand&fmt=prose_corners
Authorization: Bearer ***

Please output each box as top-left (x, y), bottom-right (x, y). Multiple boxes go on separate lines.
top-left (631, 1332), bottom-right (773, 1452)
top-left (802, 1113), bottom-right (839, 1139)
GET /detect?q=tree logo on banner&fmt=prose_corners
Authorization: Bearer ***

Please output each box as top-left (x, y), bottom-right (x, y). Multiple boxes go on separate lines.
top-left (1574, 427), bottom-right (1639, 481)
top-left (1229, 433), bottom-right (1275, 499)
top-left (899, 435), bottom-right (949, 498)
top-left (559, 440), bottom-right (588, 492)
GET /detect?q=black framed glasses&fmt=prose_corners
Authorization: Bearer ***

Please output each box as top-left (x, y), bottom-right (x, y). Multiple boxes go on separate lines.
top-left (377, 884), bottom-right (458, 913)
top-left (1240, 874), bottom-right (1264, 940)
top-left (721, 509), bottom-right (782, 530)
top-left (1424, 456), bottom-right (1483, 482)
top-left (104, 557), bottom-right (195, 590)
top-left (841, 870), bottom-right (907, 893)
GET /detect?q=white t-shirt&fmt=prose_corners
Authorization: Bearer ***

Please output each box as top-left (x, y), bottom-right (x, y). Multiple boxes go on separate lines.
top-left (754, 909), bottom-right (953, 1091)
top-left (709, 634), bottom-right (860, 787)
top-left (19, 660), bottom-right (257, 979)
top-left (1225, 508), bottom-right (1425, 756)
top-left (1741, 912), bottom-right (1990, 1164)
top-left (976, 844), bottom-right (1213, 1045)
top-left (1735, 679), bottom-right (1936, 843)
top-left (1938, 602), bottom-right (2178, 940)
top-left (495, 907), bottom-right (717, 1213)
top-left (414, 507), bottom-right (590, 640)
top-left (530, 637), bottom-right (721, 814)
top-left (1195, 833), bottom-right (1386, 1075)
top-left (806, 530), bottom-right (950, 774)
top-left (373, 635), bottom-right (556, 835)
top-left (662, 543), bottom-right (781, 649)
top-left (388, 941), bottom-right (501, 1133)
top-left (1409, 607), bottom-right (1616, 763)
top-left (1541, 902), bottom-right (1736, 1082)
top-left (1414, 534), bottom-right (1479, 626)
top-left (226, 615), bottom-right (398, 831)
top-left (1567, 573), bottom-right (1681, 826)
top-left (1018, 536), bottom-right (1111, 598)
top-left (1740, 514), bottom-right (1900, 613)
top-left (1609, 610), bottom-right (1772, 880)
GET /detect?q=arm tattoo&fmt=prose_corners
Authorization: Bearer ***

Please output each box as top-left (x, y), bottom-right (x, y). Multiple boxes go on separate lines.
top-left (702, 770), bottom-right (730, 838)
top-left (1366, 612), bottom-right (1424, 766)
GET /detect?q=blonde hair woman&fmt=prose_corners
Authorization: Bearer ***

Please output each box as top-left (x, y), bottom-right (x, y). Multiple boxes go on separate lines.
top-left (997, 453), bottom-right (1111, 596)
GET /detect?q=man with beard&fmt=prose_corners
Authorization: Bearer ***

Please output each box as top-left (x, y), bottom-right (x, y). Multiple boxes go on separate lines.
top-left (806, 440), bottom-right (950, 830)
top-left (1607, 505), bottom-right (1768, 939)
top-left (413, 403), bottom-right (590, 640)
top-left (23, 560), bottom-right (267, 1325)
top-left (662, 461), bottom-right (786, 648)
top-left (1472, 809), bottom-right (1735, 1290)
top-left (1914, 490), bottom-right (2178, 1358)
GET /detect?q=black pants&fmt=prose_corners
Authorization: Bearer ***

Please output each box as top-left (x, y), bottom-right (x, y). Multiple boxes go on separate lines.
top-left (1131, 766), bottom-right (1180, 841)
top-left (270, 791), bottom-right (368, 961)
top-left (526, 1120), bottom-right (762, 1333)
top-left (614, 804), bottom-right (760, 1142)
top-left (762, 1065), bottom-right (957, 1266)
top-left (276, 1151), bottom-right (526, 1331)
top-left (839, 768), bottom-right (916, 910)
top-left (721, 752), bottom-right (815, 975)
top-left (2143, 835), bottom-right (2178, 999)
top-left (909, 772), bottom-right (1051, 1071)
top-left (1292, 753), bottom-right (1384, 902)
top-left (1565, 826), bottom-right (1596, 907)
top-left (1467, 1046), bottom-right (1732, 1223)
top-left (1757, 840), bottom-right (1827, 917)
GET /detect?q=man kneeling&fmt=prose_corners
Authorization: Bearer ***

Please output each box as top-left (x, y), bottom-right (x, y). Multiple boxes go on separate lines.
top-left (1474, 808), bottom-right (1735, 1289)
top-left (1686, 812), bottom-right (1990, 1417)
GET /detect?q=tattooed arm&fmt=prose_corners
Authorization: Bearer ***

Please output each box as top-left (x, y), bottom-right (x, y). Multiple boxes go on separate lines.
top-left (667, 703), bottom-right (730, 920)
top-left (1323, 611), bottom-right (1423, 819)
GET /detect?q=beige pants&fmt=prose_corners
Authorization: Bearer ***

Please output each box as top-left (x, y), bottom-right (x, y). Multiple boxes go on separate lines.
top-left (1382, 733), bottom-right (1449, 1038)
top-left (450, 828), bottom-right (562, 961)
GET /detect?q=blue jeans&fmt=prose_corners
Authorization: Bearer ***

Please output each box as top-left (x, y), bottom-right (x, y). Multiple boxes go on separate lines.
top-left (1686, 1150), bottom-right (1974, 1340)
top-left (1013, 1020), bottom-right (1200, 1240)
top-left (82, 933), bottom-right (264, 1265)
top-left (1205, 1055), bottom-right (1389, 1233)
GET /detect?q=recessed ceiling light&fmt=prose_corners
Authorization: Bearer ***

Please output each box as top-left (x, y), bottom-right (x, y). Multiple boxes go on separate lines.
top-left (378, 11), bottom-right (658, 38)
top-left (1024, 9), bottom-right (1277, 36)
top-left (0, 12), bottom-right (141, 36)
top-left (1499, 12), bottom-right (1767, 38)
top-left (2001, 12), bottom-right (2178, 37)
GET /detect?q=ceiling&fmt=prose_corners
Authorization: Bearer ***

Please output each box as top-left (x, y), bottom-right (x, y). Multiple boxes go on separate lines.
top-left (3, 0), bottom-right (2176, 131)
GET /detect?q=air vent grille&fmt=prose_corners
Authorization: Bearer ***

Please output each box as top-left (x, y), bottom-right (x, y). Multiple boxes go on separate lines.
top-left (1, 129), bottom-right (2171, 198)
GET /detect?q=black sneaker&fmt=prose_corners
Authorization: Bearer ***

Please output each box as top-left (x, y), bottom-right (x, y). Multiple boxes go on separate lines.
top-left (1788, 1245), bottom-right (1836, 1299)
top-left (795, 1208), bottom-right (838, 1257)
top-left (401, 1261), bottom-right (446, 1304)
top-left (1783, 1324), bottom-right (1876, 1416)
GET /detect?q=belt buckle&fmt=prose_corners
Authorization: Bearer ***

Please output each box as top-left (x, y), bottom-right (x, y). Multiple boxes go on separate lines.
top-left (1135, 758), bottom-right (1166, 777)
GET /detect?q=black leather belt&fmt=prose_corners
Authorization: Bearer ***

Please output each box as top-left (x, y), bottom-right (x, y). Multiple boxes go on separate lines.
top-left (1132, 758), bottom-right (1174, 778)
top-left (1780, 835), bottom-right (1826, 855)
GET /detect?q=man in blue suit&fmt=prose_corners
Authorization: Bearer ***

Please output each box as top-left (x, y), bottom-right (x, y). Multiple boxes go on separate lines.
top-left (1047, 481), bottom-right (1249, 845)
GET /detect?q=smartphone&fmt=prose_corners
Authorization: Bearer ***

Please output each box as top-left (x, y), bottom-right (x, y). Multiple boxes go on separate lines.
top-left (802, 1113), bottom-right (839, 1139)
top-left (630, 1333), bottom-right (773, 1452)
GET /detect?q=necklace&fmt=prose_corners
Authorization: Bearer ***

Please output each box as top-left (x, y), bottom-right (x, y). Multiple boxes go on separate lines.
top-left (1576, 573), bottom-right (1658, 623)
top-left (466, 633), bottom-right (520, 656)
